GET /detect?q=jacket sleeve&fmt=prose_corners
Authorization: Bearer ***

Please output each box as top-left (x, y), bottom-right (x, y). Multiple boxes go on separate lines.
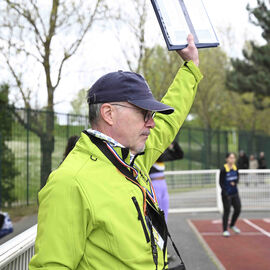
top-left (29, 169), bottom-right (93, 270)
top-left (236, 170), bottom-right (240, 184)
top-left (140, 61), bottom-right (203, 172)
top-left (219, 167), bottom-right (226, 192)
top-left (158, 141), bottom-right (184, 162)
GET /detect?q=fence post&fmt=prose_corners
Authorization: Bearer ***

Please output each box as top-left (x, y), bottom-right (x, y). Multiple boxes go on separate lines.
top-left (0, 133), bottom-right (2, 208)
top-left (188, 128), bottom-right (192, 170)
top-left (215, 170), bottom-right (223, 213)
top-left (203, 129), bottom-right (208, 169)
top-left (217, 130), bottom-right (220, 168)
top-left (225, 131), bottom-right (229, 156)
top-left (66, 114), bottom-right (70, 139)
top-left (26, 109), bottom-right (30, 206)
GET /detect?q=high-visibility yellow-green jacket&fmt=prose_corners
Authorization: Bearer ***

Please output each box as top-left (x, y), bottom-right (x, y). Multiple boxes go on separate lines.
top-left (29, 61), bottom-right (202, 270)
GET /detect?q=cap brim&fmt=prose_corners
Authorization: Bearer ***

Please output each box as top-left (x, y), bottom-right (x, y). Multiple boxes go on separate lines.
top-left (128, 98), bottom-right (174, 115)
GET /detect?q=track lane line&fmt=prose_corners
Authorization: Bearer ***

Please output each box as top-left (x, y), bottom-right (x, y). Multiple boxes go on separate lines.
top-left (243, 219), bottom-right (270, 238)
top-left (201, 232), bottom-right (263, 236)
top-left (188, 220), bottom-right (226, 270)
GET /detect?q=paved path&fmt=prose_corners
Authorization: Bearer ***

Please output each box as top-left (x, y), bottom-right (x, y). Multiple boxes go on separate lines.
top-left (169, 188), bottom-right (217, 209)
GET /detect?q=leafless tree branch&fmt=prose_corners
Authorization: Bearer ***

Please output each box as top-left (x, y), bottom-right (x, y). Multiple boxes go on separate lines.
top-left (5, 0), bottom-right (45, 45)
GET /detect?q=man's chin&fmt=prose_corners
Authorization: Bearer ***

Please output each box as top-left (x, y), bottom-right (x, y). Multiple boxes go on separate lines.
top-left (132, 144), bottom-right (146, 155)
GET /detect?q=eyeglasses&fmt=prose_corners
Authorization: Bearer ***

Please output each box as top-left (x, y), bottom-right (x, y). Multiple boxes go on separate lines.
top-left (111, 103), bottom-right (155, 123)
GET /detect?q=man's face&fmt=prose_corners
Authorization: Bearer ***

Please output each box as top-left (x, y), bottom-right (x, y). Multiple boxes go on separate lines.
top-left (111, 102), bottom-right (155, 154)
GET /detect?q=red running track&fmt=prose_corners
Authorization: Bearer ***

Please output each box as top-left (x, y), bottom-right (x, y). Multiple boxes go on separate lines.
top-left (190, 219), bottom-right (270, 270)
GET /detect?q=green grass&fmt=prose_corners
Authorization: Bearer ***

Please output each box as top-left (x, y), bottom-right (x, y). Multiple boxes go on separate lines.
top-left (5, 127), bottom-right (76, 205)
top-left (3, 204), bottom-right (38, 222)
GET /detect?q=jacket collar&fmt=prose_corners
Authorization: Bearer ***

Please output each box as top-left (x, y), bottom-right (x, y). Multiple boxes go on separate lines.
top-left (87, 129), bottom-right (125, 148)
top-left (224, 164), bottom-right (237, 172)
top-left (84, 129), bottom-right (132, 165)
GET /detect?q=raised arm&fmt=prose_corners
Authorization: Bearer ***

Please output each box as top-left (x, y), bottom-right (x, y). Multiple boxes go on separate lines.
top-left (141, 35), bottom-right (203, 171)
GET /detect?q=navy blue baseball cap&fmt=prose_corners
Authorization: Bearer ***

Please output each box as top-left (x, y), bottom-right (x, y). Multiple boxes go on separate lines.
top-left (87, 70), bottom-right (174, 114)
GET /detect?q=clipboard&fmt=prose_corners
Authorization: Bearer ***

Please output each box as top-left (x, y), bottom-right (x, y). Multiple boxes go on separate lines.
top-left (151, 0), bottom-right (219, 50)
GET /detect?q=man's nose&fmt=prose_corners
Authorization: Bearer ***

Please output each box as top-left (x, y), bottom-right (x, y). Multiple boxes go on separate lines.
top-left (145, 117), bottom-right (155, 129)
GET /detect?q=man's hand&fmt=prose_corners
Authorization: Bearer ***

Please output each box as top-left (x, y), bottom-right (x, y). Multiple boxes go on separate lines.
top-left (177, 34), bottom-right (199, 66)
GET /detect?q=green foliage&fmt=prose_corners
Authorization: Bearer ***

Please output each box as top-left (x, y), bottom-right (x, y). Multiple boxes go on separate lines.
top-left (191, 47), bottom-right (230, 129)
top-left (141, 46), bottom-right (183, 101)
top-left (0, 84), bottom-right (12, 139)
top-left (70, 88), bottom-right (88, 116)
top-left (138, 43), bottom-right (270, 134)
top-left (227, 0), bottom-right (270, 110)
top-left (0, 84), bottom-right (19, 206)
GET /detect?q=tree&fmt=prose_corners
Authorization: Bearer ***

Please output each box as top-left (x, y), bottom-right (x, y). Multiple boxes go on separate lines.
top-left (191, 48), bottom-right (230, 130)
top-left (227, 0), bottom-right (270, 111)
top-left (0, 84), bottom-right (18, 206)
top-left (141, 45), bottom-right (232, 129)
top-left (0, 0), bottom-right (108, 188)
top-left (117, 0), bottom-right (151, 74)
top-left (141, 46), bottom-right (182, 100)
top-left (70, 88), bottom-right (88, 116)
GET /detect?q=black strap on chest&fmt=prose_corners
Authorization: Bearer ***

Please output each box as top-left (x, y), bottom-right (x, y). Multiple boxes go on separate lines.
top-left (84, 131), bottom-right (185, 270)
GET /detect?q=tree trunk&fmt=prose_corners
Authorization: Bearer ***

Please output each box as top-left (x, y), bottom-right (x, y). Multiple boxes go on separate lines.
top-left (40, 110), bottom-right (55, 189)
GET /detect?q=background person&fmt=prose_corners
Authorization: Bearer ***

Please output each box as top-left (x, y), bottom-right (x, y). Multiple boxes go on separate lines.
top-left (149, 141), bottom-right (183, 222)
top-left (237, 150), bottom-right (249, 186)
top-left (237, 150), bottom-right (249, 169)
top-left (249, 154), bottom-right (259, 186)
top-left (258, 151), bottom-right (267, 169)
top-left (249, 154), bottom-right (258, 169)
top-left (219, 153), bottom-right (241, 237)
top-left (0, 212), bottom-right (13, 239)
top-left (62, 135), bottom-right (79, 160)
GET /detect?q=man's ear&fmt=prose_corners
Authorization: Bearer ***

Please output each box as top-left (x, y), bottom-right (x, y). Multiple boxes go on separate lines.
top-left (100, 103), bottom-right (114, 126)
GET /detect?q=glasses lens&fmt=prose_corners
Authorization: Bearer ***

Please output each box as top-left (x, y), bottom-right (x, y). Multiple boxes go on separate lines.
top-left (144, 111), bottom-right (155, 122)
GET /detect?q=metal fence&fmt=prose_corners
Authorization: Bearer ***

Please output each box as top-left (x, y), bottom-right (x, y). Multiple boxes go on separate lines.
top-left (166, 169), bottom-right (270, 213)
top-left (0, 107), bottom-right (88, 208)
top-left (0, 106), bottom-right (270, 207)
top-left (0, 225), bottom-right (36, 270)
top-left (166, 169), bottom-right (219, 212)
top-left (166, 127), bottom-right (270, 171)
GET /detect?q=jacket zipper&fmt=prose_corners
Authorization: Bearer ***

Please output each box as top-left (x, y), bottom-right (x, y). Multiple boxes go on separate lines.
top-left (131, 196), bottom-right (150, 243)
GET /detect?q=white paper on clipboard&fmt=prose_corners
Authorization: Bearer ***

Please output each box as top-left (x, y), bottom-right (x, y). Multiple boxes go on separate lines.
top-left (152, 0), bottom-right (219, 49)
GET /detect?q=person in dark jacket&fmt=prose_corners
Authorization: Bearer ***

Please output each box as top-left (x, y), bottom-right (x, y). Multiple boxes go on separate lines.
top-left (62, 135), bottom-right (79, 161)
top-left (219, 152), bottom-right (241, 237)
top-left (237, 150), bottom-right (249, 169)
top-left (149, 141), bottom-right (183, 221)
top-left (258, 151), bottom-right (267, 169)
top-left (0, 212), bottom-right (13, 238)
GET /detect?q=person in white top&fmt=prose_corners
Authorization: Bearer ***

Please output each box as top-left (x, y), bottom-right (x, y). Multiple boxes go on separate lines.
top-left (249, 154), bottom-right (258, 169)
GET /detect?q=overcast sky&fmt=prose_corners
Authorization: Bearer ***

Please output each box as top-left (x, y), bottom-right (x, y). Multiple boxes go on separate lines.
top-left (4, 0), bottom-right (264, 114)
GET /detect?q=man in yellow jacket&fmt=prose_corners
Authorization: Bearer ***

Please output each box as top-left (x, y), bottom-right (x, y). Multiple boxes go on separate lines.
top-left (29, 35), bottom-right (202, 270)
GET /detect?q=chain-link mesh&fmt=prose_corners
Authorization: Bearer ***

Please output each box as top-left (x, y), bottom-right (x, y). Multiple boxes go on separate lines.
top-left (0, 106), bottom-right (269, 207)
